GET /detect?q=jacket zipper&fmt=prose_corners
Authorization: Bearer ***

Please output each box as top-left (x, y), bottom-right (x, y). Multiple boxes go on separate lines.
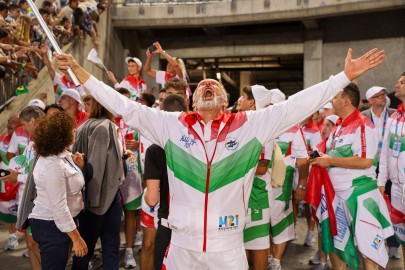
top-left (203, 162), bottom-right (211, 252)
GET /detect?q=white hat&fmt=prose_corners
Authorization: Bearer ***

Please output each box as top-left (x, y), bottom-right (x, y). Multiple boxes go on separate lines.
top-left (325, 114), bottom-right (339, 125)
top-left (60, 89), bottom-right (84, 106)
top-left (366, 86), bottom-right (387, 100)
top-left (252, 85), bottom-right (272, 110)
top-left (323, 102), bottom-right (333, 110)
top-left (28, 99), bottom-right (45, 110)
top-left (269, 88), bottom-right (286, 104)
top-left (252, 85), bottom-right (285, 110)
top-left (125, 57), bottom-right (142, 68)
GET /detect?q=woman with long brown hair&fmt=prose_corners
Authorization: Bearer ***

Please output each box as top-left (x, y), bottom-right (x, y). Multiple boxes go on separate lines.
top-left (72, 97), bottom-right (125, 270)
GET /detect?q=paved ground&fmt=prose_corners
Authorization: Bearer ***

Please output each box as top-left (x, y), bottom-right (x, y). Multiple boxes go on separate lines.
top-left (0, 217), bottom-right (403, 269)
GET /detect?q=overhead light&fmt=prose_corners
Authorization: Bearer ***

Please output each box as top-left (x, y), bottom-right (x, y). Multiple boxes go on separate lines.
top-left (216, 72), bottom-right (221, 80)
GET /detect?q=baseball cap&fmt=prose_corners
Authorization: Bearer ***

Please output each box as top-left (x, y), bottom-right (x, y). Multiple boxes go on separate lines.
top-left (366, 86), bottom-right (386, 100)
top-left (269, 89), bottom-right (286, 104)
top-left (252, 85), bottom-right (286, 110)
top-left (59, 89), bottom-right (84, 106)
top-left (28, 99), bottom-right (45, 110)
top-left (325, 114), bottom-right (339, 125)
top-left (125, 57), bottom-right (142, 68)
top-left (323, 102), bottom-right (333, 110)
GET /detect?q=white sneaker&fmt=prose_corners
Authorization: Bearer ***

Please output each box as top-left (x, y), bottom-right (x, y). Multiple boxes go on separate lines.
top-left (388, 247), bottom-right (401, 259)
top-left (304, 231), bottom-right (315, 246)
top-left (309, 251), bottom-right (320, 265)
top-left (124, 249), bottom-right (136, 268)
top-left (22, 249), bottom-right (30, 258)
top-left (268, 258), bottom-right (281, 270)
top-left (4, 234), bottom-right (18, 251)
top-left (267, 255), bottom-right (273, 270)
top-left (134, 233), bottom-right (143, 246)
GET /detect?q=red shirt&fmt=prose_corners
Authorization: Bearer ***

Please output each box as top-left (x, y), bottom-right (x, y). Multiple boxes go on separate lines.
top-left (75, 111), bottom-right (89, 128)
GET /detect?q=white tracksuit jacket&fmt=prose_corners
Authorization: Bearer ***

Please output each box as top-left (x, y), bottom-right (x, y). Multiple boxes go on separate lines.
top-left (84, 72), bottom-right (350, 252)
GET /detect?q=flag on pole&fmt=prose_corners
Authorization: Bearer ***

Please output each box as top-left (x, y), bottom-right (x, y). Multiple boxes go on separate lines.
top-left (87, 48), bottom-right (103, 65)
top-left (87, 48), bottom-right (108, 73)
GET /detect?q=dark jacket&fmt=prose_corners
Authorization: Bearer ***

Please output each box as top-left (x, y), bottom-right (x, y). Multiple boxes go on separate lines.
top-left (73, 118), bottom-right (123, 215)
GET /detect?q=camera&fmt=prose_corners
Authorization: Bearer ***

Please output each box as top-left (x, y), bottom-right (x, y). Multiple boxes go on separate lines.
top-left (309, 150), bottom-right (320, 159)
top-left (148, 45), bottom-right (157, 53)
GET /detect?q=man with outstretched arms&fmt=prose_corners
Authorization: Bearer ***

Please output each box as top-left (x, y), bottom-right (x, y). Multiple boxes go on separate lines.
top-left (55, 48), bottom-right (383, 268)
top-left (312, 83), bottom-right (393, 270)
top-left (378, 72), bottom-right (405, 270)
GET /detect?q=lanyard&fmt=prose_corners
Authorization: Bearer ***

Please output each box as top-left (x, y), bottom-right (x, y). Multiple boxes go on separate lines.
top-left (370, 110), bottom-right (388, 139)
top-left (64, 157), bottom-right (81, 173)
top-left (330, 126), bottom-right (345, 152)
top-left (395, 112), bottom-right (405, 138)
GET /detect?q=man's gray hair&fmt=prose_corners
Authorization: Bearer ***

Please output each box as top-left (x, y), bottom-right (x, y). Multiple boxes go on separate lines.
top-left (19, 106), bottom-right (45, 122)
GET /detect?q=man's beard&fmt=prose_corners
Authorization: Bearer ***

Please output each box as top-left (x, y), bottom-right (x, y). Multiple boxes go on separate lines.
top-left (195, 95), bottom-right (224, 111)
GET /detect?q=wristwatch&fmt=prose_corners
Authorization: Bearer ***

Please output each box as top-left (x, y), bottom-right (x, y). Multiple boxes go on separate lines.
top-left (298, 184), bottom-right (306, 190)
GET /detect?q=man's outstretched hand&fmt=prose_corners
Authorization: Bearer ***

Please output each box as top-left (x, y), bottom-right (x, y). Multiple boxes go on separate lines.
top-left (55, 53), bottom-right (76, 74)
top-left (55, 53), bottom-right (90, 84)
top-left (344, 48), bottom-right (384, 81)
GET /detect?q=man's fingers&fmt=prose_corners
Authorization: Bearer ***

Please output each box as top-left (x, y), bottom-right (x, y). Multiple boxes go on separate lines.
top-left (345, 48), bottom-right (353, 63)
top-left (363, 48), bottom-right (378, 59)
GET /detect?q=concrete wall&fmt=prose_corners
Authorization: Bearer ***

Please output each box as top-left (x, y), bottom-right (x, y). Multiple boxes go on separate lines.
top-left (322, 37), bottom-right (405, 98)
top-left (113, 0), bottom-right (405, 27)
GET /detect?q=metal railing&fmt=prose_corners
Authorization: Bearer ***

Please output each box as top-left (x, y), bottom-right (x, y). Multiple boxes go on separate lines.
top-left (0, 58), bottom-right (42, 112)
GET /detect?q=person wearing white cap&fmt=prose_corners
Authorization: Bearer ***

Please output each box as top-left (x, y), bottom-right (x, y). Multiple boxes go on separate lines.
top-left (237, 85), bottom-right (270, 270)
top-left (307, 114), bottom-right (339, 270)
top-left (107, 56), bottom-right (147, 99)
top-left (27, 99), bottom-right (46, 110)
top-left (58, 89), bottom-right (88, 127)
top-left (378, 72), bottom-right (405, 268)
top-left (55, 47), bottom-right (385, 269)
top-left (362, 86), bottom-right (395, 155)
top-left (250, 85), bottom-right (309, 270)
top-left (145, 41), bottom-right (191, 96)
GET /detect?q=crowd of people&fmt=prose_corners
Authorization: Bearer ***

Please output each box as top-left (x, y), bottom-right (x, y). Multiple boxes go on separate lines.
top-left (0, 12), bottom-right (404, 270)
top-left (0, 0), bottom-right (107, 89)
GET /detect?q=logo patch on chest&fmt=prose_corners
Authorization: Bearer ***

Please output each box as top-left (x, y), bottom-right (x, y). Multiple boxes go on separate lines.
top-left (180, 135), bottom-right (197, 148)
top-left (225, 137), bottom-right (238, 150)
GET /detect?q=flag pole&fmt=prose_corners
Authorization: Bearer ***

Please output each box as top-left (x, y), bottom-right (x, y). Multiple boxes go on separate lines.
top-left (27, 0), bottom-right (81, 87)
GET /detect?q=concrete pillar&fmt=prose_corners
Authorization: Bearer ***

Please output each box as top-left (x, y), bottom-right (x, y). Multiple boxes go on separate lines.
top-left (303, 39), bottom-right (323, 89)
top-left (239, 71), bottom-right (252, 96)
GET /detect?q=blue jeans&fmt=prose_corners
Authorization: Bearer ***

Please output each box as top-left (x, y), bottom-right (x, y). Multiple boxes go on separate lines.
top-left (30, 218), bottom-right (71, 270)
top-left (72, 192), bottom-right (122, 270)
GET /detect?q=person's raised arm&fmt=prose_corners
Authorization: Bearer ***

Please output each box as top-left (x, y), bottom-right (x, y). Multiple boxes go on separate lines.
top-left (154, 42), bottom-right (183, 79)
top-left (55, 53), bottom-right (168, 147)
top-left (41, 45), bottom-right (56, 80)
top-left (145, 49), bottom-right (156, 78)
top-left (252, 48), bottom-right (385, 144)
